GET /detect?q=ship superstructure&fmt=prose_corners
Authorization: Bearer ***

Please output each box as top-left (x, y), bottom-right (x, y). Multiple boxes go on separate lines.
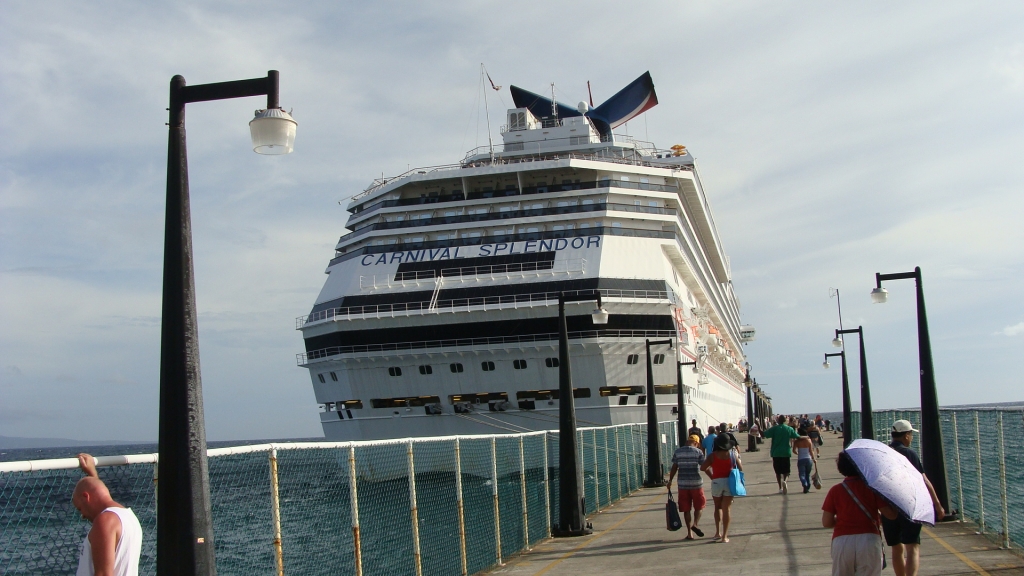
top-left (297, 72), bottom-right (754, 440)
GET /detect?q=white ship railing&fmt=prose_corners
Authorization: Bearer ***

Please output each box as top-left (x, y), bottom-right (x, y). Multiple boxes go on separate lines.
top-left (356, 258), bottom-right (587, 292)
top-left (297, 289), bottom-right (671, 329)
top-left (296, 329), bottom-right (676, 365)
top-left (0, 421), bottom-right (683, 575)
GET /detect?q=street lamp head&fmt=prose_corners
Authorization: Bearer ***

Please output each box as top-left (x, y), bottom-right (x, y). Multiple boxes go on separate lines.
top-left (250, 108), bottom-right (297, 155)
top-left (832, 337), bottom-right (843, 348)
top-left (591, 306), bottom-right (610, 325)
top-left (823, 360), bottom-right (830, 369)
top-left (870, 286), bottom-right (888, 304)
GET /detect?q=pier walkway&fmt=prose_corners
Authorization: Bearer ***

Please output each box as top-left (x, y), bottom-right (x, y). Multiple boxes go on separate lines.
top-left (488, 433), bottom-right (1024, 576)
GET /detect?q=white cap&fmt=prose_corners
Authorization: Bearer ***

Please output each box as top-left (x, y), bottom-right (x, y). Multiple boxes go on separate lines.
top-left (892, 420), bottom-right (918, 433)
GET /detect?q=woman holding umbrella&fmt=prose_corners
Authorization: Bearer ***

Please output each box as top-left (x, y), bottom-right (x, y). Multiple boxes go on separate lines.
top-left (822, 451), bottom-right (898, 576)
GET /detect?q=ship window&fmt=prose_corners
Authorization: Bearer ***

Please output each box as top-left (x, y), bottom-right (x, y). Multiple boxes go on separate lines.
top-left (553, 225), bottom-right (564, 231)
top-left (649, 201), bottom-right (659, 207)
top-left (526, 227), bottom-right (539, 233)
top-left (516, 388), bottom-right (590, 400)
top-left (450, 362), bottom-right (464, 373)
top-left (545, 357), bottom-right (559, 368)
top-left (513, 359), bottom-right (528, 369)
top-left (640, 178), bottom-right (650, 190)
top-left (638, 395), bottom-right (647, 405)
top-left (618, 396), bottom-right (629, 405)
top-left (371, 396), bottom-right (440, 408)
top-left (437, 234), bottom-right (449, 240)
top-left (337, 400), bottom-right (363, 409)
top-left (600, 386), bottom-right (645, 397)
top-left (653, 354), bottom-right (666, 365)
top-left (655, 385), bottom-right (678, 395)
top-left (418, 365), bottom-right (433, 375)
top-left (612, 222), bottom-right (622, 228)
top-left (449, 392), bottom-right (508, 404)
top-left (582, 199), bottom-right (593, 205)
top-left (388, 367), bottom-right (403, 377)
top-left (620, 176), bottom-right (630, 182)
top-left (317, 374), bottom-right (326, 383)
top-left (634, 200), bottom-right (642, 206)
top-left (330, 372), bottom-right (338, 381)
top-left (481, 361), bottom-right (496, 371)
top-left (626, 354), bottom-right (639, 365)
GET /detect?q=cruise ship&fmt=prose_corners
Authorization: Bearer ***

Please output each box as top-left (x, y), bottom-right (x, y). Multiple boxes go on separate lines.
top-left (297, 72), bottom-right (755, 441)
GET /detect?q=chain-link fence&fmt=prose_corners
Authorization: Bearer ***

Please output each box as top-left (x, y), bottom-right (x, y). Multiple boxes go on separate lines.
top-left (0, 421), bottom-right (678, 575)
top-left (846, 408), bottom-right (1024, 553)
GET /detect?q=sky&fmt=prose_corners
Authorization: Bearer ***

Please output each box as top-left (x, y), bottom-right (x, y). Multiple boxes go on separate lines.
top-left (2, 2), bottom-right (1023, 442)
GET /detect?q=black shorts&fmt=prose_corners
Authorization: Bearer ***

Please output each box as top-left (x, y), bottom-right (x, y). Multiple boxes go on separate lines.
top-left (772, 457), bottom-right (791, 476)
top-left (881, 516), bottom-right (922, 546)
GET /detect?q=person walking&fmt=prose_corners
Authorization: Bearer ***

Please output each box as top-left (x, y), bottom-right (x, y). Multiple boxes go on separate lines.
top-left (749, 420), bottom-right (761, 449)
top-left (806, 420), bottom-right (823, 459)
top-left (718, 422), bottom-right (739, 449)
top-left (700, 434), bottom-right (741, 542)
top-left (667, 435), bottom-right (707, 540)
top-left (71, 453), bottom-right (143, 576)
top-left (882, 421), bottom-right (946, 576)
top-left (822, 451), bottom-right (898, 576)
top-left (701, 426), bottom-right (718, 456)
top-left (688, 419), bottom-right (704, 443)
top-left (793, 426), bottom-right (816, 493)
top-left (762, 415), bottom-right (800, 494)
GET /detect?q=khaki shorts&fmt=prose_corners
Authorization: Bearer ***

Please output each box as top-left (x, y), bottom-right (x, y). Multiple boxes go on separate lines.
top-left (711, 478), bottom-right (732, 497)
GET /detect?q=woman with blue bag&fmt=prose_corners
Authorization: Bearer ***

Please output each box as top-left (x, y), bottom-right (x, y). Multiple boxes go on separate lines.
top-left (700, 434), bottom-right (744, 542)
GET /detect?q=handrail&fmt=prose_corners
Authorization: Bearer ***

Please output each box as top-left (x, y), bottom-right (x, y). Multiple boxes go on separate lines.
top-left (297, 288), bottom-right (670, 328)
top-left (296, 329), bottom-right (676, 364)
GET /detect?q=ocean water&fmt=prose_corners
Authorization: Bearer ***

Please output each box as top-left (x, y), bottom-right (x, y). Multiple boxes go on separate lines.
top-left (0, 423), bottom-right (672, 575)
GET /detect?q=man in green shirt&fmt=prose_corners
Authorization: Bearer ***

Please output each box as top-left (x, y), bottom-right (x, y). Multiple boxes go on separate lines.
top-left (762, 415), bottom-right (800, 494)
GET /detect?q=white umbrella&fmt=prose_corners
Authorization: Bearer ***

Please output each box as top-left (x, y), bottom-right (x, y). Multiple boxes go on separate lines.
top-left (845, 439), bottom-right (935, 525)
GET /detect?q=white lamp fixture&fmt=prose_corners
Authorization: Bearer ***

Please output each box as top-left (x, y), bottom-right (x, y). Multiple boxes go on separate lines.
top-left (250, 108), bottom-right (297, 155)
top-left (832, 337), bottom-right (843, 348)
top-left (823, 361), bottom-right (830, 369)
top-left (591, 306), bottom-right (610, 325)
top-left (870, 287), bottom-right (888, 304)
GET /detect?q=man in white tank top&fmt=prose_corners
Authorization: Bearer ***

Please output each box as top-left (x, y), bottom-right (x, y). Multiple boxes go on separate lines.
top-left (71, 454), bottom-right (143, 576)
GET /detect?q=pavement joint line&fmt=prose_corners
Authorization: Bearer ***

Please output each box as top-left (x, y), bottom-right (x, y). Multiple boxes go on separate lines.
top-left (922, 525), bottom-right (992, 576)
top-left (531, 492), bottom-right (663, 576)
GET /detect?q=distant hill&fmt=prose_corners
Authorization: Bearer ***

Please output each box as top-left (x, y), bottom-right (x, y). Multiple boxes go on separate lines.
top-left (0, 435), bottom-right (140, 449)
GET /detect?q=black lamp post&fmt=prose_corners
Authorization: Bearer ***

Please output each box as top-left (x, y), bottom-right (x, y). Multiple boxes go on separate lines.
top-left (643, 338), bottom-right (673, 487)
top-left (676, 358), bottom-right (697, 446)
top-left (160, 70), bottom-right (295, 574)
top-left (744, 369), bottom-right (757, 452)
top-left (552, 291), bottom-right (608, 537)
top-left (823, 351), bottom-right (852, 448)
top-left (871, 267), bottom-right (951, 514)
top-left (833, 327), bottom-right (873, 440)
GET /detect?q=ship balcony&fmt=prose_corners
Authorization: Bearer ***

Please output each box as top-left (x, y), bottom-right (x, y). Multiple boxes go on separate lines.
top-left (296, 328), bottom-right (677, 366)
top-left (296, 288), bottom-right (671, 330)
top-left (357, 257), bottom-right (586, 292)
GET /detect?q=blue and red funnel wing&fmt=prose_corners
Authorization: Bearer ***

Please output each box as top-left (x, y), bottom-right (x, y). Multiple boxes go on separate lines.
top-left (509, 85), bottom-right (581, 120)
top-left (589, 71), bottom-right (658, 130)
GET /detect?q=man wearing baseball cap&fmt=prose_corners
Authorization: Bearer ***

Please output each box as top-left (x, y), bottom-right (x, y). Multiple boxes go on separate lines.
top-left (882, 420), bottom-right (945, 576)
top-left (667, 435), bottom-right (707, 540)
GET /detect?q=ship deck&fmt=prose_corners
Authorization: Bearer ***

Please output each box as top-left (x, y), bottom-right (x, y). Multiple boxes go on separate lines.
top-left (487, 432), bottom-right (1023, 576)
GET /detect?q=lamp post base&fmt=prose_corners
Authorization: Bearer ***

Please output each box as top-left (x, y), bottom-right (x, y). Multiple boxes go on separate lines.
top-left (552, 524), bottom-right (593, 537)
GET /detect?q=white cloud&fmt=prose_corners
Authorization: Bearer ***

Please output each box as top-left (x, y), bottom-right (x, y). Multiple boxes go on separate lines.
top-left (1001, 322), bottom-right (1024, 337)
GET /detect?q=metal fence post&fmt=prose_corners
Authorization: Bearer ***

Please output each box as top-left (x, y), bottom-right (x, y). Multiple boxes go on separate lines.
top-left (974, 412), bottom-right (985, 534)
top-left (591, 429), bottom-right (599, 508)
top-left (491, 437), bottom-right (502, 565)
top-left (455, 439), bottom-right (468, 576)
top-left (996, 412), bottom-right (1010, 550)
top-left (268, 449), bottom-right (285, 576)
top-left (603, 428), bottom-right (611, 507)
top-left (519, 436), bottom-right (529, 549)
top-left (407, 440), bottom-right (423, 576)
top-left (614, 426), bottom-right (622, 501)
top-left (348, 446), bottom-right (363, 576)
top-left (951, 412), bottom-right (964, 522)
top-left (542, 432), bottom-right (551, 538)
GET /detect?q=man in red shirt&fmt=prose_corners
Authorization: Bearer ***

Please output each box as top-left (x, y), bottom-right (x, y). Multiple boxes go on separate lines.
top-left (822, 451), bottom-right (898, 576)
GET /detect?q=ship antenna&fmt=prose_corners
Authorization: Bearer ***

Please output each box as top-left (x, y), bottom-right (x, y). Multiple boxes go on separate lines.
top-left (550, 82), bottom-right (557, 119)
top-left (481, 64), bottom-right (495, 163)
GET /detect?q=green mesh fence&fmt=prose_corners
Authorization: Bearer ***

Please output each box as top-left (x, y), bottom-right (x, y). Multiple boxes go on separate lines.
top-left (1, 422), bottom-right (666, 575)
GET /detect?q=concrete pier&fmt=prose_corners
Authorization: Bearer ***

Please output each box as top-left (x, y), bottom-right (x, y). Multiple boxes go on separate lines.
top-left (488, 433), bottom-right (1024, 576)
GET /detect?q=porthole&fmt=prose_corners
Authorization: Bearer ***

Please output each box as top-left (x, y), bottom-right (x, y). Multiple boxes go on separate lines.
top-left (317, 374), bottom-right (326, 383)
top-left (418, 365), bottom-right (433, 375)
top-left (481, 361), bottom-right (496, 372)
top-left (653, 354), bottom-right (666, 365)
top-left (626, 354), bottom-right (639, 365)
top-left (513, 359), bottom-right (528, 370)
top-left (450, 362), bottom-right (464, 373)
top-left (544, 357), bottom-right (559, 368)
top-left (330, 372), bottom-right (339, 381)
top-left (388, 367), bottom-right (403, 377)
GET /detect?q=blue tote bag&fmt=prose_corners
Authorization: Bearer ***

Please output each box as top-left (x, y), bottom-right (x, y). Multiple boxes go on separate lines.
top-left (728, 450), bottom-right (746, 496)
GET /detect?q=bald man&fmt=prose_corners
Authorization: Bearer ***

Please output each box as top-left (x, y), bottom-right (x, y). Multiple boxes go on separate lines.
top-left (71, 454), bottom-right (143, 576)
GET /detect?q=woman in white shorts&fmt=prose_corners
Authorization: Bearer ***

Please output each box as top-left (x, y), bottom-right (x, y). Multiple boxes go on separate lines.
top-left (700, 434), bottom-right (742, 542)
